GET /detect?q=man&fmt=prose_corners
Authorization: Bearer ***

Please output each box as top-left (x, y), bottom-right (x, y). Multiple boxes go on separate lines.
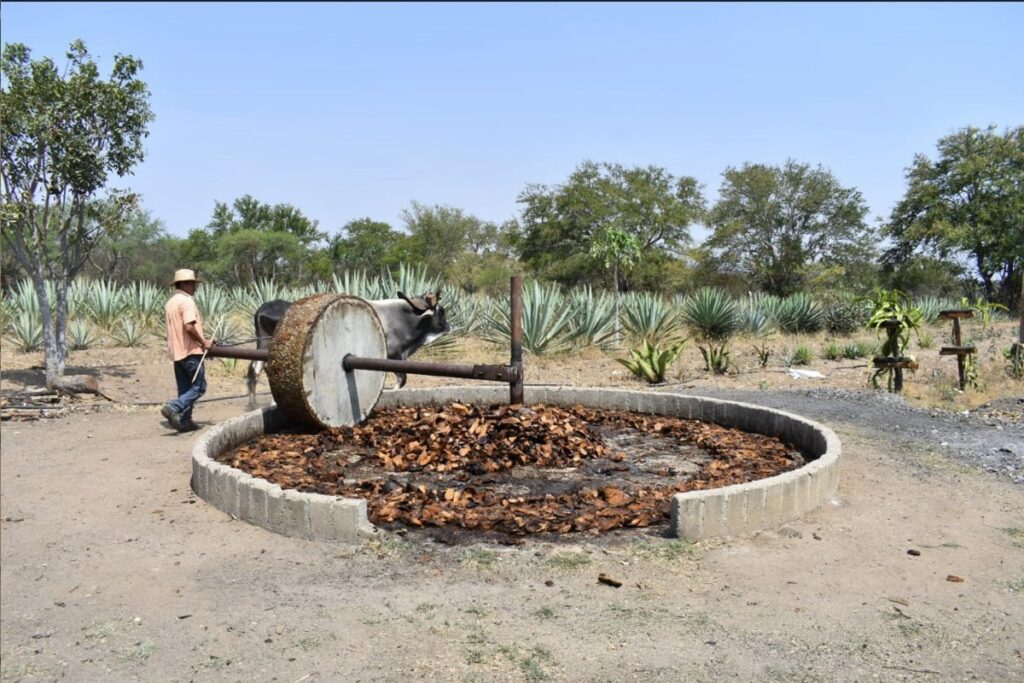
top-left (161, 269), bottom-right (214, 432)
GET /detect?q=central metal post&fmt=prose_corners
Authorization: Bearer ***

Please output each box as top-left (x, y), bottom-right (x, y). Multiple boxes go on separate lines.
top-left (509, 275), bottom-right (524, 405)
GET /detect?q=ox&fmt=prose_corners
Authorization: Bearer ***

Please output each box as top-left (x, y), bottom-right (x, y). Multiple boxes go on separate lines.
top-left (245, 292), bottom-right (450, 408)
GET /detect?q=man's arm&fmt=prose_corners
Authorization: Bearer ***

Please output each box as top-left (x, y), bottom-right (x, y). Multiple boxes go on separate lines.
top-left (185, 321), bottom-right (214, 350)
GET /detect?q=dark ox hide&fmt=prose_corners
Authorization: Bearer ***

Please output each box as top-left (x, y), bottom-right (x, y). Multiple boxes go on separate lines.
top-left (245, 292), bottom-right (450, 408)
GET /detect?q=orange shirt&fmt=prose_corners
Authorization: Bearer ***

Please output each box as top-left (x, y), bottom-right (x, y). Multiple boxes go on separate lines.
top-left (165, 290), bottom-right (205, 361)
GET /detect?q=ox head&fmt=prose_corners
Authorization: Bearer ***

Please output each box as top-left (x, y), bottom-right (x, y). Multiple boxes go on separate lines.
top-left (398, 290), bottom-right (451, 335)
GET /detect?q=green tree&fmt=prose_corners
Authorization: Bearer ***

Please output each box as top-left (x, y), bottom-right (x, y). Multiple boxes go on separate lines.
top-left (702, 160), bottom-right (874, 297)
top-left (330, 217), bottom-right (403, 273)
top-left (516, 161), bottom-right (704, 289)
top-left (0, 40), bottom-right (153, 388)
top-left (188, 195), bottom-right (326, 284)
top-left (589, 226), bottom-right (641, 339)
top-left (399, 202), bottom-right (503, 282)
top-left (884, 125), bottom-right (1023, 308)
top-left (83, 207), bottom-right (179, 283)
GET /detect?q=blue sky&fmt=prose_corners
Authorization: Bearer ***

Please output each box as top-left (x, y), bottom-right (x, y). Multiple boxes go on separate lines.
top-left (2, 2), bottom-right (1022, 240)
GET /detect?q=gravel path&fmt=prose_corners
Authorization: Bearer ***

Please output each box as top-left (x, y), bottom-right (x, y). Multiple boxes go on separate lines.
top-left (674, 387), bottom-right (1024, 483)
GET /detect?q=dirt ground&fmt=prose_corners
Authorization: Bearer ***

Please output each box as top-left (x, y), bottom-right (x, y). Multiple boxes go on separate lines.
top-left (1, 329), bottom-right (1023, 682)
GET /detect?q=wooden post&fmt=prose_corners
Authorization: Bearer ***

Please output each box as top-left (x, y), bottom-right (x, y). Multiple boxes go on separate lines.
top-left (952, 316), bottom-right (965, 390)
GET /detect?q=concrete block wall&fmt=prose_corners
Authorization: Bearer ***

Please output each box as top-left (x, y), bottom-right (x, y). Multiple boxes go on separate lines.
top-left (194, 386), bottom-right (840, 543)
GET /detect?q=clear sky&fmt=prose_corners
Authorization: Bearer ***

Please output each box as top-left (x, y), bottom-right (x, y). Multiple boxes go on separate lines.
top-left (2, 2), bottom-right (1022, 240)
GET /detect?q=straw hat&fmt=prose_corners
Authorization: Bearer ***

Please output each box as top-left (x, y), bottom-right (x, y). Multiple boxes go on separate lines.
top-left (169, 268), bottom-right (201, 285)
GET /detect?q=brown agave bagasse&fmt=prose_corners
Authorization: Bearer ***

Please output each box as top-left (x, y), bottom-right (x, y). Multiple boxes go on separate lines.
top-left (218, 402), bottom-right (806, 537)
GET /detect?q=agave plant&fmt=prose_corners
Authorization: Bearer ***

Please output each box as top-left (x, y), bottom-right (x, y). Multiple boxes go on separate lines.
top-left (822, 293), bottom-right (868, 336)
top-left (679, 287), bottom-right (739, 343)
top-left (68, 318), bottom-right (99, 350)
top-left (7, 279), bottom-right (41, 319)
top-left (122, 281), bottom-right (164, 328)
top-left (568, 286), bottom-right (618, 350)
top-left (913, 295), bottom-right (957, 325)
top-left (617, 339), bottom-right (687, 384)
top-left (4, 307), bottom-right (43, 352)
top-left (737, 294), bottom-right (776, 337)
top-left (449, 294), bottom-right (494, 338)
top-left (85, 279), bottom-right (128, 330)
top-left (781, 345), bottom-right (814, 367)
top-left (621, 292), bottom-right (682, 345)
top-left (195, 284), bottom-right (232, 324)
top-left (248, 278), bottom-right (288, 308)
top-left (485, 281), bottom-right (575, 356)
top-left (332, 270), bottom-right (376, 299)
top-left (823, 341), bottom-right (842, 361)
top-left (749, 292), bottom-right (786, 328)
top-left (776, 293), bottom-right (824, 334)
top-left (382, 263), bottom-right (444, 300)
top-left (111, 317), bottom-right (148, 348)
top-left (699, 344), bottom-right (731, 374)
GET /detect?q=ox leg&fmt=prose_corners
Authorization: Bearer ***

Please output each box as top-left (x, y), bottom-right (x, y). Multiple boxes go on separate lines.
top-left (246, 359), bottom-right (264, 409)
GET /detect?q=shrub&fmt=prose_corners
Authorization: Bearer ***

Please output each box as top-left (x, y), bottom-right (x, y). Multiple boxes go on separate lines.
top-left (823, 342), bottom-right (842, 361)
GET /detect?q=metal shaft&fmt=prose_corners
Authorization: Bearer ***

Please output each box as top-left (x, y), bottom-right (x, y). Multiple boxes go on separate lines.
top-left (206, 345), bottom-right (269, 361)
top-left (509, 274), bottom-right (524, 405)
top-left (342, 355), bottom-right (518, 382)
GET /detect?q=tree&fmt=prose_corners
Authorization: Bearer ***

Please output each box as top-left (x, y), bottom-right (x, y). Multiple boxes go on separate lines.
top-left (702, 160), bottom-right (874, 297)
top-left (589, 226), bottom-right (641, 339)
top-left (399, 202), bottom-right (500, 282)
top-left (330, 218), bottom-right (403, 273)
top-left (83, 207), bottom-right (178, 283)
top-left (884, 125), bottom-right (1023, 308)
top-left (516, 161), bottom-right (704, 289)
top-left (1, 40), bottom-right (153, 388)
top-left (187, 195), bottom-right (326, 284)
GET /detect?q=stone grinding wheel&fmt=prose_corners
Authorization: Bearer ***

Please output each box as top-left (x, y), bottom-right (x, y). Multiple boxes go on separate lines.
top-left (266, 294), bottom-right (387, 429)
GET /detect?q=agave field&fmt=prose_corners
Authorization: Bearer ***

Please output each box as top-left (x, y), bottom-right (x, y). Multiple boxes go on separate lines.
top-left (0, 269), bottom-right (1012, 369)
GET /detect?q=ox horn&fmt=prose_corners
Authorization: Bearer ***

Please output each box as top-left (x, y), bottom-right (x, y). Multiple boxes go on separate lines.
top-left (398, 291), bottom-right (430, 313)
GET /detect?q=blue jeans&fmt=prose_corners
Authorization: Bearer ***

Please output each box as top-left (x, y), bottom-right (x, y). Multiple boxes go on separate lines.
top-left (168, 354), bottom-right (207, 423)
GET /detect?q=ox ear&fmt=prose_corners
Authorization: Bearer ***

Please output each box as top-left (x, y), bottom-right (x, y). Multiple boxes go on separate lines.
top-left (398, 291), bottom-right (430, 314)
top-left (424, 291), bottom-right (440, 309)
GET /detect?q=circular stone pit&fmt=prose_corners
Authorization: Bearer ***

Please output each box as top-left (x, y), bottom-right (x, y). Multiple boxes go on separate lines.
top-left (192, 386), bottom-right (841, 542)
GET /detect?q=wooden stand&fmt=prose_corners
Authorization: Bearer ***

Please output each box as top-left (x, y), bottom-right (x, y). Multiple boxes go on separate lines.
top-left (937, 309), bottom-right (976, 390)
top-left (872, 319), bottom-right (917, 393)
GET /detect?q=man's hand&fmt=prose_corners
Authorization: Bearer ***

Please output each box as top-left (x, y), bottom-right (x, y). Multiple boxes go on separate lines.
top-left (204, 337), bottom-right (215, 350)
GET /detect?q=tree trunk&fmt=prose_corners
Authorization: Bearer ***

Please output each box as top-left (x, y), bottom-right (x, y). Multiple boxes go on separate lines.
top-left (31, 272), bottom-right (67, 389)
top-left (51, 374), bottom-right (101, 395)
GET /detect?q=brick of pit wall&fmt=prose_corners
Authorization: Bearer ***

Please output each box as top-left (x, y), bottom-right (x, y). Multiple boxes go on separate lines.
top-left (671, 493), bottom-right (703, 540)
top-left (329, 497), bottom-right (370, 542)
top-left (191, 458), bottom-right (208, 499)
top-left (698, 492), bottom-right (726, 538)
top-left (721, 486), bottom-right (748, 536)
top-left (743, 480), bottom-right (769, 535)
